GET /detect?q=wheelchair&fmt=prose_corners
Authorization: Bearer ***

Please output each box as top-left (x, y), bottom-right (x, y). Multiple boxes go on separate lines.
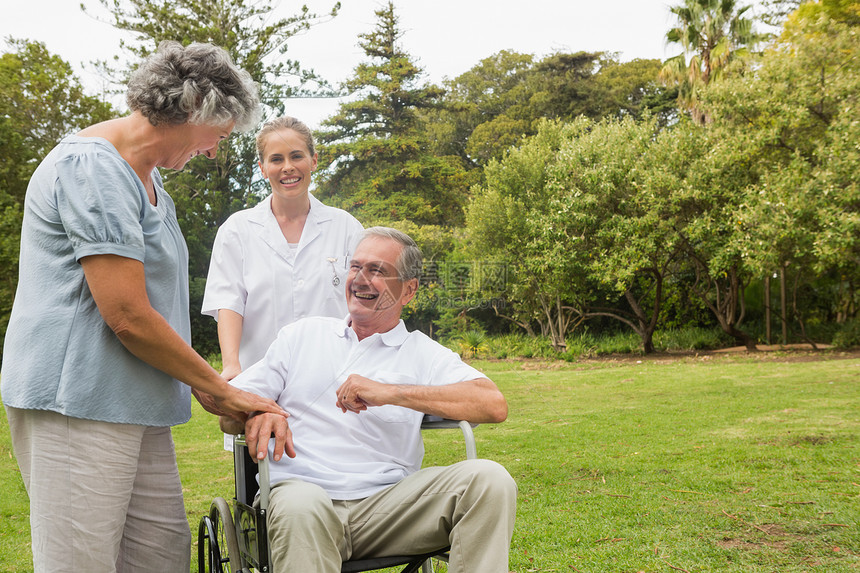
top-left (198, 416), bottom-right (478, 573)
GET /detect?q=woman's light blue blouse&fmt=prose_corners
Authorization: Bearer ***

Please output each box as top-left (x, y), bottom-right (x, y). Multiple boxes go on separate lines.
top-left (1, 136), bottom-right (192, 426)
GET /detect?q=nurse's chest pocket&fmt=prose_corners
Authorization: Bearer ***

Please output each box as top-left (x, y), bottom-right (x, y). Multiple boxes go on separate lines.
top-left (368, 372), bottom-right (421, 424)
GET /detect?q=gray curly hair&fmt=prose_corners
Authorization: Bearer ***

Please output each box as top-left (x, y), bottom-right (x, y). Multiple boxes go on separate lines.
top-left (126, 41), bottom-right (261, 132)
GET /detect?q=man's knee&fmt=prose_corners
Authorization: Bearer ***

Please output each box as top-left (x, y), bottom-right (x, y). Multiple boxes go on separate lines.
top-left (459, 459), bottom-right (517, 497)
top-left (267, 479), bottom-right (342, 538)
top-left (447, 459), bottom-right (517, 525)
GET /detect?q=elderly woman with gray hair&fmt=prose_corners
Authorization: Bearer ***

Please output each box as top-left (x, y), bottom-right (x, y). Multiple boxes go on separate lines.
top-left (1, 41), bottom-right (287, 572)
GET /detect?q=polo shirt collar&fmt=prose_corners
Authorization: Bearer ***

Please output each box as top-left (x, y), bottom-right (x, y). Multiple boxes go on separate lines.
top-left (335, 316), bottom-right (410, 346)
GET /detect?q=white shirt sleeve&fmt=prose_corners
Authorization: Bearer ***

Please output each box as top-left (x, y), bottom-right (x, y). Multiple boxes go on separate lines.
top-left (201, 219), bottom-right (247, 319)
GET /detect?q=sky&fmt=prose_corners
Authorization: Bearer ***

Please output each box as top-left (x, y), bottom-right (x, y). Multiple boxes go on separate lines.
top-left (0, 0), bottom-right (751, 130)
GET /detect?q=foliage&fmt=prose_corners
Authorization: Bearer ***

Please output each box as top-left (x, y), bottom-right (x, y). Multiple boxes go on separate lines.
top-left (85, 0), bottom-right (341, 102)
top-left (314, 1), bottom-right (468, 229)
top-left (456, 330), bottom-right (488, 359)
top-left (429, 51), bottom-right (675, 168)
top-left (660, 0), bottom-right (763, 122)
top-left (539, 115), bottom-right (684, 353)
top-left (465, 118), bottom-right (596, 349)
top-left (832, 319), bottom-right (860, 348)
top-left (422, 50), bottom-right (535, 169)
top-left (701, 11), bottom-right (860, 331)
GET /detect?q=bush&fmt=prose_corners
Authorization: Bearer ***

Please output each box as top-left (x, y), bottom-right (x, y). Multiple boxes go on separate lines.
top-left (654, 327), bottom-right (730, 351)
top-left (832, 319), bottom-right (860, 349)
top-left (457, 330), bottom-right (488, 358)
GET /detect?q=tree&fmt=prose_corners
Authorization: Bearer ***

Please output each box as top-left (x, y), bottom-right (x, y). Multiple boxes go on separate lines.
top-left (701, 10), bottom-right (860, 335)
top-left (430, 51), bottom-right (675, 170)
top-left (424, 50), bottom-right (535, 169)
top-left (538, 116), bottom-right (684, 353)
top-left (314, 1), bottom-right (467, 227)
top-left (759, 0), bottom-right (804, 27)
top-left (0, 39), bottom-right (115, 344)
top-left (465, 118), bottom-right (598, 350)
top-left (591, 57), bottom-right (678, 126)
top-left (86, 0), bottom-right (340, 353)
top-left (660, 0), bottom-right (761, 123)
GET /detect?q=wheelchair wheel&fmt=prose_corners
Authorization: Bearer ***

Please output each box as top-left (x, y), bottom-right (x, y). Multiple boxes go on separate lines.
top-left (198, 497), bottom-right (243, 573)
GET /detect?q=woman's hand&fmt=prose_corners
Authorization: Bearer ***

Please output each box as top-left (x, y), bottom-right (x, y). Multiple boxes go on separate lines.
top-left (192, 388), bottom-right (225, 416)
top-left (216, 385), bottom-right (288, 424)
top-left (80, 254), bottom-right (288, 422)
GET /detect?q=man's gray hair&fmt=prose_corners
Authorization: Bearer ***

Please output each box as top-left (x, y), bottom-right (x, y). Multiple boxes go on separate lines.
top-left (361, 227), bottom-right (423, 282)
top-left (126, 41), bottom-right (261, 132)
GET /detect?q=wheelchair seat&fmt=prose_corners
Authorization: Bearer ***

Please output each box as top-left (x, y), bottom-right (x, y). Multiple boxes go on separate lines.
top-left (198, 416), bottom-right (478, 573)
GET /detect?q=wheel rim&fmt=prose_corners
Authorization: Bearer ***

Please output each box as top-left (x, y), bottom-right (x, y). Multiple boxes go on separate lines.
top-left (210, 497), bottom-right (243, 572)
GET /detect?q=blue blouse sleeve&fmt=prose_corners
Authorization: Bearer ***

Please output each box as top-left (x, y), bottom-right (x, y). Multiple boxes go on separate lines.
top-left (54, 148), bottom-right (148, 263)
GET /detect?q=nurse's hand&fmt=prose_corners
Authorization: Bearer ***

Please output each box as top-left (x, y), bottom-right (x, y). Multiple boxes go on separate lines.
top-left (221, 362), bottom-right (242, 381)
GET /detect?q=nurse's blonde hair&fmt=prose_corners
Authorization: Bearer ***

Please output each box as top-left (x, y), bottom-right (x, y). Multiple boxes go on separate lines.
top-left (256, 116), bottom-right (315, 161)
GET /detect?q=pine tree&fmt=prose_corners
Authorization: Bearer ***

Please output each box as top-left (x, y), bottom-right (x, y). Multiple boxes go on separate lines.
top-left (314, 1), bottom-right (467, 227)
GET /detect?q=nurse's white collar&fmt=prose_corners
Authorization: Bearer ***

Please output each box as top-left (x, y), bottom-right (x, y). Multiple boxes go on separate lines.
top-left (248, 193), bottom-right (335, 226)
top-left (334, 316), bottom-right (409, 346)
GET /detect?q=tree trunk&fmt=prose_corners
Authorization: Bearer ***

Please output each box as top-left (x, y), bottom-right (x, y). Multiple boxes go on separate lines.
top-left (765, 274), bottom-right (772, 345)
top-left (780, 264), bottom-right (788, 345)
top-left (688, 263), bottom-right (758, 352)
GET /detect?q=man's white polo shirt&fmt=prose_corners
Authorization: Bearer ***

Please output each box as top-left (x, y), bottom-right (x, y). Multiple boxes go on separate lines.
top-left (230, 316), bottom-right (485, 500)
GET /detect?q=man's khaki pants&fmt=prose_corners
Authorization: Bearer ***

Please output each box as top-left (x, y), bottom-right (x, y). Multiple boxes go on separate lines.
top-left (267, 459), bottom-right (517, 572)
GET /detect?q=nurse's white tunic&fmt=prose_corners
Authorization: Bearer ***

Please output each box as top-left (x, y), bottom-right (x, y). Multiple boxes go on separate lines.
top-left (202, 194), bottom-right (363, 369)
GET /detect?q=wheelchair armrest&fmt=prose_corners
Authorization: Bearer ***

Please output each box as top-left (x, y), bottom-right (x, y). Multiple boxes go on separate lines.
top-left (420, 416), bottom-right (478, 460)
top-left (232, 435), bottom-right (271, 511)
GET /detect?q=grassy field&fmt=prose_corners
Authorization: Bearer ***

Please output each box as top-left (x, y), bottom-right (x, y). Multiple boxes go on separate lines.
top-left (1, 351), bottom-right (858, 572)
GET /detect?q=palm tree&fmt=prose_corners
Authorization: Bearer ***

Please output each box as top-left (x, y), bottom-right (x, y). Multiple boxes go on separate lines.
top-left (660, 0), bottom-right (761, 123)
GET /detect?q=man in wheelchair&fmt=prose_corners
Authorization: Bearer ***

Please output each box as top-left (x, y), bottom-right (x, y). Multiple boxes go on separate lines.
top-left (218, 226), bottom-right (517, 572)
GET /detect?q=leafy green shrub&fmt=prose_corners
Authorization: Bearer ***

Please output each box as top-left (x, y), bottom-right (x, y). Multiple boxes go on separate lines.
top-left (559, 332), bottom-right (597, 361)
top-left (457, 330), bottom-right (488, 358)
top-left (592, 331), bottom-right (642, 355)
top-left (832, 319), bottom-right (860, 349)
top-left (654, 327), bottom-right (729, 351)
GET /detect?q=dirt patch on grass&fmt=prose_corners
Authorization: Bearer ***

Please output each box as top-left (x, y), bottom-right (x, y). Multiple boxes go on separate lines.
top-left (716, 523), bottom-right (801, 554)
top-left (716, 537), bottom-right (792, 552)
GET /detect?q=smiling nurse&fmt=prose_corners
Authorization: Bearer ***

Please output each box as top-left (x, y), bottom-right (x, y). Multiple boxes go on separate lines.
top-left (202, 117), bottom-right (363, 383)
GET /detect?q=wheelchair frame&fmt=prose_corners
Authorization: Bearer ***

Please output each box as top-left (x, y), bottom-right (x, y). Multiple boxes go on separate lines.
top-left (198, 417), bottom-right (478, 573)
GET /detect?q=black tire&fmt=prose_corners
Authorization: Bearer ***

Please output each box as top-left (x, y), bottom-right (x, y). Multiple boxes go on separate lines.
top-left (198, 497), bottom-right (243, 573)
top-left (197, 514), bottom-right (220, 573)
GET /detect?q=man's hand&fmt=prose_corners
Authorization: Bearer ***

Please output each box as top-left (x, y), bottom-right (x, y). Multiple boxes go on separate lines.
top-left (336, 374), bottom-right (392, 414)
top-left (243, 411), bottom-right (296, 462)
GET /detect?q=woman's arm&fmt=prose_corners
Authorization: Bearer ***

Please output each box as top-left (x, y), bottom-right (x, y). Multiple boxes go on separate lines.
top-left (80, 254), bottom-right (285, 421)
top-left (216, 309), bottom-right (244, 380)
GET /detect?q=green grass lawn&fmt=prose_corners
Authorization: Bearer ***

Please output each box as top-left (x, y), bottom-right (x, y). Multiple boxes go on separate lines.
top-left (1, 352), bottom-right (858, 572)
